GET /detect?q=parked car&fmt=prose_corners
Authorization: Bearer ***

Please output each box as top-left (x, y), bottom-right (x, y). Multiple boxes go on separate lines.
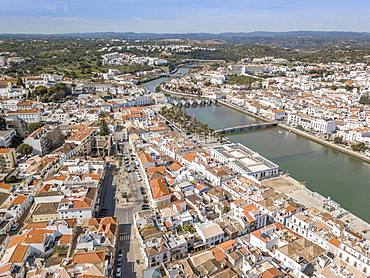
top-left (10, 223), bottom-right (19, 231)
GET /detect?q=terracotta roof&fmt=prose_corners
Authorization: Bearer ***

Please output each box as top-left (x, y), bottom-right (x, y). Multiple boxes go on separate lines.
top-left (261, 267), bottom-right (283, 278)
top-left (8, 229), bottom-right (55, 248)
top-left (8, 109), bottom-right (39, 114)
top-left (138, 152), bottom-right (153, 164)
top-left (22, 221), bottom-right (48, 230)
top-left (0, 148), bottom-right (14, 154)
top-left (12, 194), bottom-right (27, 205)
top-left (9, 245), bottom-right (28, 263)
top-left (73, 197), bottom-right (92, 209)
top-left (182, 152), bottom-right (197, 163)
top-left (146, 166), bottom-right (166, 174)
top-left (211, 247), bottom-right (224, 262)
top-left (67, 126), bottom-right (95, 143)
top-left (0, 183), bottom-right (12, 191)
top-left (168, 162), bottom-right (183, 172)
top-left (0, 263), bottom-right (12, 275)
top-left (72, 251), bottom-right (105, 265)
top-left (150, 177), bottom-right (170, 200)
top-left (328, 237), bottom-right (341, 248)
top-left (59, 234), bottom-right (73, 245)
top-left (17, 100), bottom-right (33, 106)
top-left (7, 234), bottom-right (27, 248)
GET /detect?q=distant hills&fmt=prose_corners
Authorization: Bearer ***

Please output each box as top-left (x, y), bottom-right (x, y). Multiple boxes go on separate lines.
top-left (1, 31), bottom-right (370, 47)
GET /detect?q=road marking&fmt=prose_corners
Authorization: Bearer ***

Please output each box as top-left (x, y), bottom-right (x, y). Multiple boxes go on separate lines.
top-left (120, 235), bottom-right (131, 241)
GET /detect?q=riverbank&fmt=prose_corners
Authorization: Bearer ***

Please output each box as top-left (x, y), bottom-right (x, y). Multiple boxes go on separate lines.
top-left (263, 175), bottom-right (370, 240)
top-left (219, 100), bottom-right (370, 164)
top-left (279, 124), bottom-right (370, 163)
top-left (218, 100), bottom-right (273, 122)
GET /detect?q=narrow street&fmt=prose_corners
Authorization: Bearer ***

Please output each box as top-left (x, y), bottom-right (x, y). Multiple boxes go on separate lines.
top-left (98, 165), bottom-right (116, 217)
top-left (113, 142), bottom-right (145, 278)
top-left (117, 224), bottom-right (136, 278)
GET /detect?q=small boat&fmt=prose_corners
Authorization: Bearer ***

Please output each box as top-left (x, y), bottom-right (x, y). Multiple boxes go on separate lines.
top-left (278, 130), bottom-right (283, 134)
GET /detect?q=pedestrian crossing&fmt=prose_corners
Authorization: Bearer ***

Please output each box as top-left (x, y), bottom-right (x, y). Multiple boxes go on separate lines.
top-left (120, 234), bottom-right (131, 241)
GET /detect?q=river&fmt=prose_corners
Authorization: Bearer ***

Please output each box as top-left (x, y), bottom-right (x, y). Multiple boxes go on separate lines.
top-left (142, 69), bottom-right (370, 223)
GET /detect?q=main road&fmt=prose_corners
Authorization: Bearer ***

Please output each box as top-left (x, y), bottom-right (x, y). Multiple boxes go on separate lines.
top-left (113, 142), bottom-right (146, 278)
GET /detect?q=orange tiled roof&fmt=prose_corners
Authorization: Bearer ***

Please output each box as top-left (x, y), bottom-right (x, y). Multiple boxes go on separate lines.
top-left (328, 237), bottom-right (341, 248)
top-left (182, 152), bottom-right (197, 163)
top-left (22, 221), bottom-right (48, 230)
top-left (168, 162), bottom-right (183, 172)
top-left (146, 166), bottom-right (166, 174)
top-left (7, 234), bottom-right (27, 249)
top-left (0, 183), bottom-right (12, 191)
top-left (261, 267), bottom-right (283, 278)
top-left (138, 152), bottom-right (153, 164)
top-left (211, 247), bottom-right (225, 262)
top-left (59, 234), bottom-right (73, 245)
top-left (150, 177), bottom-right (170, 200)
top-left (12, 194), bottom-right (27, 205)
top-left (8, 109), bottom-right (39, 114)
top-left (74, 197), bottom-right (92, 209)
top-left (0, 263), bottom-right (12, 275)
top-left (9, 245), bottom-right (28, 263)
top-left (72, 251), bottom-right (105, 265)
top-left (0, 148), bottom-right (14, 154)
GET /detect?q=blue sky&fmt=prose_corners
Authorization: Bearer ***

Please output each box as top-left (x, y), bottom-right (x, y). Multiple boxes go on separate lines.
top-left (0, 0), bottom-right (369, 33)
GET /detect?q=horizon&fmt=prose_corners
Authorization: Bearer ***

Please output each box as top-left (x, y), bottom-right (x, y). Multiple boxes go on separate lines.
top-left (1, 30), bottom-right (370, 36)
top-left (1, 0), bottom-right (370, 34)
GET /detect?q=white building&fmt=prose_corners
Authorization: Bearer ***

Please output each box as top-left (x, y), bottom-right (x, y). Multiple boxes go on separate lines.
top-left (210, 143), bottom-right (279, 180)
top-left (195, 222), bottom-right (224, 248)
top-left (7, 109), bottom-right (41, 123)
top-left (0, 129), bottom-right (16, 147)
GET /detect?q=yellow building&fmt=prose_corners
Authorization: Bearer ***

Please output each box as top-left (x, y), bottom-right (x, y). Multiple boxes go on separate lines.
top-left (0, 148), bottom-right (16, 172)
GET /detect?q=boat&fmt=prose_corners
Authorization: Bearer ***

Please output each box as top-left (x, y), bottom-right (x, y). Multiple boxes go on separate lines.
top-left (278, 130), bottom-right (283, 134)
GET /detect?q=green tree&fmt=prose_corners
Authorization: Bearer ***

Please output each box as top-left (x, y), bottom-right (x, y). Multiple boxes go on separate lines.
top-left (351, 142), bottom-right (366, 152)
top-left (0, 116), bottom-right (6, 131)
top-left (227, 74), bottom-right (257, 87)
top-left (0, 156), bottom-right (6, 173)
top-left (54, 244), bottom-right (69, 255)
top-left (334, 136), bottom-right (343, 144)
top-left (17, 143), bottom-right (33, 156)
top-left (99, 120), bottom-right (110, 136)
top-left (27, 122), bottom-right (45, 134)
top-left (16, 76), bottom-right (24, 87)
top-left (182, 223), bottom-right (196, 233)
top-left (33, 85), bottom-right (48, 96)
top-left (98, 111), bottom-right (109, 118)
top-left (359, 94), bottom-right (370, 105)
